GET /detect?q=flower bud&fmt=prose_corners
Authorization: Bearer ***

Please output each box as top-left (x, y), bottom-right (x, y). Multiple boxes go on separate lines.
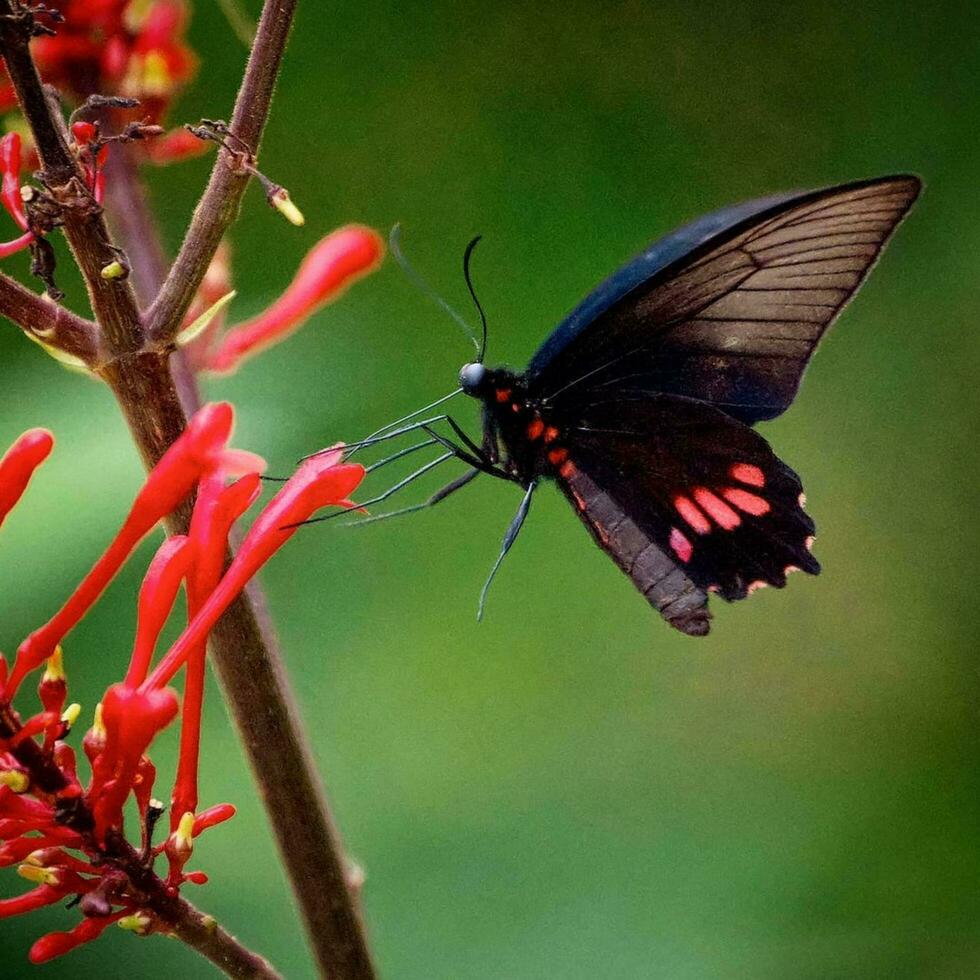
top-left (269, 186), bottom-right (305, 226)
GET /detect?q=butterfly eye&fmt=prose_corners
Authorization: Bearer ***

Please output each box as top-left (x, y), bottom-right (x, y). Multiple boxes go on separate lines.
top-left (459, 362), bottom-right (487, 394)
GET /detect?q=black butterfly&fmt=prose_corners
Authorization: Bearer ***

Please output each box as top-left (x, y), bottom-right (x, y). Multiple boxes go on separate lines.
top-left (344, 176), bottom-right (920, 634)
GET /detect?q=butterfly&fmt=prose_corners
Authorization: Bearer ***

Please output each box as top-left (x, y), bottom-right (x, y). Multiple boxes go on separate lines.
top-left (342, 176), bottom-right (920, 634)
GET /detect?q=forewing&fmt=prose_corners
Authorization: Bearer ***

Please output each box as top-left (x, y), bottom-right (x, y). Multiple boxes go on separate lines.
top-left (554, 395), bottom-right (819, 634)
top-left (529, 176), bottom-right (920, 423)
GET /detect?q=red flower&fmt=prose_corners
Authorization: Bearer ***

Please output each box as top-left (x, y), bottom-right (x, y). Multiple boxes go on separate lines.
top-left (4, 1), bottom-right (196, 118)
top-left (0, 1), bottom-right (201, 167)
top-left (0, 428), bottom-right (52, 529)
top-left (0, 404), bottom-right (365, 963)
top-left (204, 225), bottom-right (385, 373)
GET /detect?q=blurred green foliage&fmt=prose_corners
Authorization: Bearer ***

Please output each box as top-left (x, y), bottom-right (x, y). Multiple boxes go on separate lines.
top-left (1, 1), bottom-right (978, 977)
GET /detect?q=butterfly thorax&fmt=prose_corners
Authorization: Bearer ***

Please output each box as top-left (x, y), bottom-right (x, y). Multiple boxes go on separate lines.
top-left (459, 362), bottom-right (575, 484)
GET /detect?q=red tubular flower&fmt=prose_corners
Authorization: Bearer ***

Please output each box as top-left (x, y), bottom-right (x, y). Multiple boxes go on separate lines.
top-left (193, 803), bottom-right (236, 836)
top-left (206, 225), bottom-right (385, 373)
top-left (29, 911), bottom-right (127, 964)
top-left (0, 132), bottom-right (28, 231)
top-left (0, 429), bottom-right (53, 530)
top-left (88, 683), bottom-right (178, 838)
top-left (8, 403), bottom-right (261, 696)
top-left (146, 449), bottom-right (365, 688)
top-left (0, 884), bottom-right (63, 919)
top-left (124, 535), bottom-right (192, 688)
top-left (170, 474), bottom-right (260, 834)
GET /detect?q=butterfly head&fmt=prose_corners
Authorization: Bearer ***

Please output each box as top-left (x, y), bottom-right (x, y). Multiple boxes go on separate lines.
top-left (459, 362), bottom-right (491, 397)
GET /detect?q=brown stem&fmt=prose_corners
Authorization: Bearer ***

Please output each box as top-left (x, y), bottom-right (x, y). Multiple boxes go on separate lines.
top-left (0, 271), bottom-right (98, 361)
top-left (101, 146), bottom-right (170, 306)
top-left (148, 0), bottom-right (298, 344)
top-left (0, 703), bottom-right (281, 980)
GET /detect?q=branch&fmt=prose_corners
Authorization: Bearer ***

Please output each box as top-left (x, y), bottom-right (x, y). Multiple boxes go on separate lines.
top-left (147, 0), bottom-right (298, 345)
top-left (0, 702), bottom-right (282, 980)
top-left (0, 272), bottom-right (98, 362)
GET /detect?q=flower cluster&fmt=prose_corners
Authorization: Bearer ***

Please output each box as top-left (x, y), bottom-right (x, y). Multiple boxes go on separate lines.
top-left (0, 1), bottom-right (199, 163)
top-left (0, 404), bottom-right (365, 963)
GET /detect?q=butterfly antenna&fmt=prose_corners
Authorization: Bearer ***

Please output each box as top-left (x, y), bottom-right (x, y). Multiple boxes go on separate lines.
top-left (463, 236), bottom-right (489, 363)
top-left (390, 224), bottom-right (480, 356)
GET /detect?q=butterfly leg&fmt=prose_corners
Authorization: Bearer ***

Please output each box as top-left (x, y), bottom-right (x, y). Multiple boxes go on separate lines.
top-left (283, 451), bottom-right (456, 528)
top-left (477, 480), bottom-right (537, 621)
top-left (342, 466), bottom-right (482, 528)
top-left (417, 424), bottom-right (513, 482)
top-left (327, 414), bottom-right (489, 463)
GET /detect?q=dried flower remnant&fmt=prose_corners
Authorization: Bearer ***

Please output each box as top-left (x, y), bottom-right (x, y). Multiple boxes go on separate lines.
top-left (0, 404), bottom-right (364, 964)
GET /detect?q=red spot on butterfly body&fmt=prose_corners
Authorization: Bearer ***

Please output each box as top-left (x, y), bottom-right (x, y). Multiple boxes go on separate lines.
top-left (548, 447), bottom-right (569, 466)
top-left (495, 388), bottom-right (512, 403)
top-left (526, 418), bottom-right (545, 440)
top-left (559, 460), bottom-right (577, 478)
top-left (673, 494), bottom-right (712, 535)
top-left (722, 487), bottom-right (771, 516)
top-left (692, 488), bottom-right (741, 530)
top-left (730, 463), bottom-right (765, 487)
top-left (669, 527), bottom-right (693, 563)
top-left (543, 426), bottom-right (559, 443)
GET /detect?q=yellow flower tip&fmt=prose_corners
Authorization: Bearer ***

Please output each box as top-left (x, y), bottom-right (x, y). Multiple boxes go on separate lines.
top-left (17, 863), bottom-right (59, 886)
top-left (24, 850), bottom-right (45, 866)
top-left (100, 260), bottom-right (127, 281)
top-left (118, 912), bottom-right (152, 935)
top-left (43, 646), bottom-right (65, 683)
top-left (141, 51), bottom-right (173, 96)
top-left (175, 811), bottom-right (195, 852)
top-left (0, 770), bottom-right (29, 793)
top-left (93, 702), bottom-right (106, 737)
top-left (270, 187), bottom-right (305, 227)
top-left (123, 0), bottom-right (154, 31)
top-left (61, 703), bottom-right (81, 727)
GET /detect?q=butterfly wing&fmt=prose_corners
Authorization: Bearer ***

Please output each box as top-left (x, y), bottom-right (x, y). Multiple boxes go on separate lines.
top-left (527, 176), bottom-right (920, 423)
top-left (553, 394), bottom-right (818, 635)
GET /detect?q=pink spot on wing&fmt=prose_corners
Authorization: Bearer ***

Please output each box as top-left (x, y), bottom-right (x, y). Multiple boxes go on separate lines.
top-left (692, 488), bottom-right (741, 530)
top-left (747, 580), bottom-right (768, 594)
top-left (805, 536), bottom-right (815, 551)
top-left (669, 527), bottom-right (693, 563)
top-left (798, 492), bottom-right (807, 507)
top-left (730, 463), bottom-right (765, 487)
top-left (722, 487), bottom-right (771, 517)
top-left (785, 565), bottom-right (801, 575)
top-left (673, 494), bottom-right (711, 535)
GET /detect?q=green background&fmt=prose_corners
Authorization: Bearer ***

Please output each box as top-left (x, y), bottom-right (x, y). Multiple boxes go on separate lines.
top-left (1, 1), bottom-right (978, 977)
